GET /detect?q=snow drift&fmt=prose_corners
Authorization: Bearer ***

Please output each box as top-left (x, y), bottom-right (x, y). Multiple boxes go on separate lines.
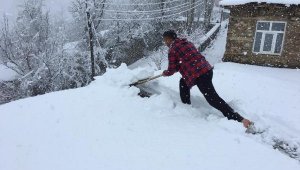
top-left (0, 62), bottom-right (300, 170)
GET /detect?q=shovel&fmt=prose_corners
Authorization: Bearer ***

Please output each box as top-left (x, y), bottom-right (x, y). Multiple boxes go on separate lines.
top-left (129, 74), bottom-right (163, 87)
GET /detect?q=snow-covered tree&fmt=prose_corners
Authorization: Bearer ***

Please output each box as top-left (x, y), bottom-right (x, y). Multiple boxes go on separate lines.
top-left (0, 0), bottom-right (97, 101)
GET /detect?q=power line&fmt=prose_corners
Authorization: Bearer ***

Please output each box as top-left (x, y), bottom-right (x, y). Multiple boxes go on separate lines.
top-left (101, 1), bottom-right (191, 14)
top-left (98, 0), bottom-right (183, 6)
top-left (97, 1), bottom-right (203, 21)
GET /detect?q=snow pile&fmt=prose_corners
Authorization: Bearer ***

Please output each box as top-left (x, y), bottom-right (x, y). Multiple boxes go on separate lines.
top-left (220, 0), bottom-right (300, 6)
top-left (102, 64), bottom-right (155, 87)
top-left (0, 64), bottom-right (18, 81)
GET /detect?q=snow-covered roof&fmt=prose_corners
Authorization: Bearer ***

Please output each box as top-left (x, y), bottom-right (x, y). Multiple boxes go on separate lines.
top-left (220, 0), bottom-right (300, 6)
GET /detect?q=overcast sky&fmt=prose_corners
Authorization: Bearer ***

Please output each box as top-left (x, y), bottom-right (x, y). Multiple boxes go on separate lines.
top-left (0, 0), bottom-right (72, 20)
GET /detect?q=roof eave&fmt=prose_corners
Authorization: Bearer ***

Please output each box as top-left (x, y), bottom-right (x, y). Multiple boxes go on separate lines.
top-left (220, 2), bottom-right (299, 8)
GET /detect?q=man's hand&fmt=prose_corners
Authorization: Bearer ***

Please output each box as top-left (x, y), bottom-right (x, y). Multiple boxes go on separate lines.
top-left (162, 70), bottom-right (169, 77)
top-left (242, 119), bottom-right (252, 128)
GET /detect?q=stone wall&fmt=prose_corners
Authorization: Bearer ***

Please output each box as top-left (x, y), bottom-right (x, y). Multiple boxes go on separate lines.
top-left (223, 3), bottom-right (300, 68)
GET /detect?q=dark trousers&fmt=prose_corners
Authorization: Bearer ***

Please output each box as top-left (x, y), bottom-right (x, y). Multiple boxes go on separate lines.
top-left (180, 69), bottom-right (244, 122)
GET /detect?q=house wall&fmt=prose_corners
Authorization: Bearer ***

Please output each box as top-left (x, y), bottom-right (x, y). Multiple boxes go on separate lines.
top-left (223, 3), bottom-right (300, 68)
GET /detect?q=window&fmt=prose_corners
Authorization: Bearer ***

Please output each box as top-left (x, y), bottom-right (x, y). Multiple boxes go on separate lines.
top-left (253, 21), bottom-right (286, 55)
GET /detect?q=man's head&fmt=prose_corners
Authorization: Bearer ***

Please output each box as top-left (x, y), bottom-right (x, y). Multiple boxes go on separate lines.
top-left (163, 30), bottom-right (177, 47)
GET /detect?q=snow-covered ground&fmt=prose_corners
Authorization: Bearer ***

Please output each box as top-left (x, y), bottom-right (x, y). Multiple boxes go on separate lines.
top-left (0, 64), bottom-right (18, 81)
top-left (1, 22), bottom-right (300, 170)
top-left (202, 22), bottom-right (228, 65)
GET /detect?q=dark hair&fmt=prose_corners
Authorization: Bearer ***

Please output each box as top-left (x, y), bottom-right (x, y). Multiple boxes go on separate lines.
top-left (163, 30), bottom-right (177, 39)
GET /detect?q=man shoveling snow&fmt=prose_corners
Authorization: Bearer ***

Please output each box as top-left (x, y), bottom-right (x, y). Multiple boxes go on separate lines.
top-left (162, 30), bottom-right (252, 129)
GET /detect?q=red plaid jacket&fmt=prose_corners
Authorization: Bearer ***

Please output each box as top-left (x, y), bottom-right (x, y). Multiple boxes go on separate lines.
top-left (163, 38), bottom-right (212, 88)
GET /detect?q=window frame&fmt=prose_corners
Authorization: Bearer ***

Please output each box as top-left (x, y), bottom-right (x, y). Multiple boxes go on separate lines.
top-left (252, 21), bottom-right (287, 55)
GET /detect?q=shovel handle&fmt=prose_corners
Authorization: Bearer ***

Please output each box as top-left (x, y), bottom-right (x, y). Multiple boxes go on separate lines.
top-left (130, 74), bottom-right (163, 86)
top-left (146, 74), bottom-right (163, 81)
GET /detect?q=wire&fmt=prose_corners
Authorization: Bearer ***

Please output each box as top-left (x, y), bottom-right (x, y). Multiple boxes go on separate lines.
top-left (97, 1), bottom-right (203, 21)
top-left (101, 1), bottom-right (191, 14)
top-left (102, 2), bottom-right (202, 21)
top-left (98, 0), bottom-right (184, 6)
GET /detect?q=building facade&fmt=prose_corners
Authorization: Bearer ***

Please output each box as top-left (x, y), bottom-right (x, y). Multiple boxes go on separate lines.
top-left (221, 1), bottom-right (300, 68)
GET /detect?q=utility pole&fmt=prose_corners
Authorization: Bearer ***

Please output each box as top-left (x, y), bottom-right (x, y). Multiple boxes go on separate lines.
top-left (204, 0), bottom-right (214, 31)
top-left (204, 0), bottom-right (208, 30)
top-left (160, 0), bottom-right (165, 17)
top-left (85, 0), bottom-right (95, 80)
top-left (157, 0), bottom-right (165, 30)
top-left (187, 0), bottom-right (196, 34)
